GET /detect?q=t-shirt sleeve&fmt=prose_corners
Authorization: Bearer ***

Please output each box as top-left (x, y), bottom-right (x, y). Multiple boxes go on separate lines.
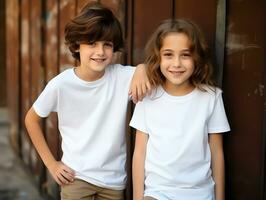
top-left (32, 81), bottom-right (58, 118)
top-left (129, 100), bottom-right (149, 134)
top-left (113, 64), bottom-right (136, 100)
top-left (208, 90), bottom-right (230, 134)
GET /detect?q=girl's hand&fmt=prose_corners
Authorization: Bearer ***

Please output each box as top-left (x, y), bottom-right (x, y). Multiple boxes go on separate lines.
top-left (47, 161), bottom-right (75, 186)
top-left (129, 64), bottom-right (152, 103)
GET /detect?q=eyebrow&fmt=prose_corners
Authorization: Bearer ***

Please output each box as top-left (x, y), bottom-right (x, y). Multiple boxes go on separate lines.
top-left (161, 49), bottom-right (173, 52)
top-left (161, 48), bottom-right (190, 52)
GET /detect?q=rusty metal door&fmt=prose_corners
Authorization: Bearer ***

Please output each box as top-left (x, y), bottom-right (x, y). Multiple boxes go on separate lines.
top-left (223, 0), bottom-right (266, 199)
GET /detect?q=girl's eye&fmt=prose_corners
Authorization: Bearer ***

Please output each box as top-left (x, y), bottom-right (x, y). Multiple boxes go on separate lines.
top-left (181, 53), bottom-right (191, 58)
top-left (163, 53), bottom-right (173, 57)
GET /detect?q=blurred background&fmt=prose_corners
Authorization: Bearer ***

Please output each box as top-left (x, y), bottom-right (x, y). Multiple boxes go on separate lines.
top-left (1, 0), bottom-right (266, 199)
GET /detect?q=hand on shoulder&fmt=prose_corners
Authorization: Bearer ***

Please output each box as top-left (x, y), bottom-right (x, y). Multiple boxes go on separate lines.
top-left (129, 64), bottom-right (152, 103)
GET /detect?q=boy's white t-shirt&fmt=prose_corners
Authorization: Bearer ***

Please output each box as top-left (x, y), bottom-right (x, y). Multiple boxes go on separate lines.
top-left (130, 86), bottom-right (230, 200)
top-left (33, 64), bottom-right (135, 190)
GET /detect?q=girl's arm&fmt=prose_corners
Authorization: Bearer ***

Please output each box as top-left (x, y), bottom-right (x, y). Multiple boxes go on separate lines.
top-left (129, 64), bottom-right (151, 104)
top-left (25, 107), bottom-right (75, 185)
top-left (209, 133), bottom-right (225, 200)
top-left (132, 130), bottom-right (149, 200)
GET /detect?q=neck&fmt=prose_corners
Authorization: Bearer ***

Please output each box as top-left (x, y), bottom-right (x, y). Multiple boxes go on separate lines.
top-left (163, 82), bottom-right (195, 96)
top-left (75, 66), bottom-right (105, 82)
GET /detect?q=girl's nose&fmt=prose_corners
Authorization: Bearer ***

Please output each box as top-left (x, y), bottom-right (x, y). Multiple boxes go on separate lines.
top-left (173, 56), bottom-right (181, 68)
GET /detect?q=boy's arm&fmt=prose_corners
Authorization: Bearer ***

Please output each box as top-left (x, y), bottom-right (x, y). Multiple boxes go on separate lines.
top-left (129, 64), bottom-right (151, 104)
top-left (209, 133), bottom-right (225, 200)
top-left (25, 107), bottom-right (75, 185)
top-left (132, 130), bottom-right (148, 200)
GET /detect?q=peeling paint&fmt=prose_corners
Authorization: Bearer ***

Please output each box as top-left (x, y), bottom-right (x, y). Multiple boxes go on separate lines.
top-left (259, 84), bottom-right (264, 96)
top-left (226, 23), bottom-right (263, 71)
top-left (226, 33), bottom-right (261, 55)
top-left (253, 84), bottom-right (264, 97)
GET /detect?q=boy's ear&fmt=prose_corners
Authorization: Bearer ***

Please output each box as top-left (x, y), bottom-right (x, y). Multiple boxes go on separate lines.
top-left (74, 42), bottom-right (80, 52)
top-left (74, 45), bottom-right (80, 52)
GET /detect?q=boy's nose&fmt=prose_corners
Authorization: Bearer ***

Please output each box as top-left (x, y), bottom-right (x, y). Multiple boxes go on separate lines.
top-left (94, 44), bottom-right (104, 56)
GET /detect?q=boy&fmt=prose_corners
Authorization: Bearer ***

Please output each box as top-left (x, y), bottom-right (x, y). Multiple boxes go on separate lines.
top-left (25, 2), bottom-right (150, 200)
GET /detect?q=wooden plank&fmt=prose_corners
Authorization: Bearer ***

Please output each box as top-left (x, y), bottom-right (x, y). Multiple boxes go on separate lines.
top-left (29, 0), bottom-right (45, 190)
top-left (45, 0), bottom-right (59, 81)
top-left (44, 0), bottom-right (60, 198)
top-left (59, 0), bottom-right (75, 72)
top-left (20, 0), bottom-right (32, 166)
top-left (30, 0), bottom-right (43, 103)
top-left (6, 0), bottom-right (20, 153)
top-left (0, 1), bottom-right (6, 107)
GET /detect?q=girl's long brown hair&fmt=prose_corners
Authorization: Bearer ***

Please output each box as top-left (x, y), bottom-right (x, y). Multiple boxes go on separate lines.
top-left (145, 19), bottom-right (216, 90)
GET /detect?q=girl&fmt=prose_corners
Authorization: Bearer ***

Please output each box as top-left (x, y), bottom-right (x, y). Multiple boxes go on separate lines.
top-left (130, 19), bottom-right (230, 200)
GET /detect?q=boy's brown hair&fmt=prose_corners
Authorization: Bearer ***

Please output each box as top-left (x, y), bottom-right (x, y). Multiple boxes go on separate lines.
top-left (145, 19), bottom-right (216, 89)
top-left (65, 2), bottom-right (124, 61)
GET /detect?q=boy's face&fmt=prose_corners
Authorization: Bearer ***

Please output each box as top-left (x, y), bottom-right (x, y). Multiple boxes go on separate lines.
top-left (79, 41), bottom-right (114, 78)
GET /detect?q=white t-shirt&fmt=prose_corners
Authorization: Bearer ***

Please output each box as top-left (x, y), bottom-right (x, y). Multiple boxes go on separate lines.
top-left (33, 64), bottom-right (135, 190)
top-left (130, 86), bottom-right (230, 200)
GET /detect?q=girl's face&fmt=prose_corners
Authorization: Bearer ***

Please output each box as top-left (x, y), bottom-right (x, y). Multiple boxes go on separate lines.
top-left (160, 32), bottom-right (195, 95)
top-left (79, 41), bottom-right (114, 80)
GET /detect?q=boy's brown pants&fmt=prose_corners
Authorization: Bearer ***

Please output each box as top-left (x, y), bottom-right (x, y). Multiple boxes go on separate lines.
top-left (61, 179), bottom-right (124, 200)
top-left (143, 197), bottom-right (157, 200)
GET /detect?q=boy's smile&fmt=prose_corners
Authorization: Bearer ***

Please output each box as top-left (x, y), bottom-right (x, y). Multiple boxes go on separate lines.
top-left (77, 41), bottom-right (114, 81)
top-left (91, 57), bottom-right (107, 63)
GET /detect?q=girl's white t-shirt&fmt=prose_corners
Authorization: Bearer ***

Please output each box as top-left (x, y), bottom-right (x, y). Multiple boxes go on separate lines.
top-left (33, 64), bottom-right (135, 190)
top-left (130, 86), bottom-right (230, 200)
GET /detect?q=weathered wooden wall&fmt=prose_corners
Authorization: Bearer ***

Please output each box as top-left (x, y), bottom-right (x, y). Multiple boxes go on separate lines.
top-left (5, 0), bottom-right (266, 199)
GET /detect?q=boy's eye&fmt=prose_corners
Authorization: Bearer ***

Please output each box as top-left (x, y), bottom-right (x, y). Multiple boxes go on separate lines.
top-left (86, 42), bottom-right (96, 46)
top-left (104, 42), bottom-right (114, 48)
